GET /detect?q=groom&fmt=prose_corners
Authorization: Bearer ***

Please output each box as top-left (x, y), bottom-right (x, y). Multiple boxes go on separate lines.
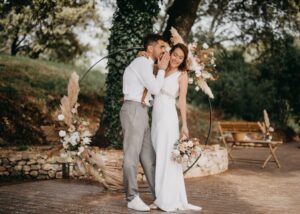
top-left (120, 34), bottom-right (170, 212)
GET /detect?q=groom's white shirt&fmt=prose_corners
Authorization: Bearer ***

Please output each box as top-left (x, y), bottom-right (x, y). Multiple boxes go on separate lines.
top-left (123, 56), bottom-right (165, 106)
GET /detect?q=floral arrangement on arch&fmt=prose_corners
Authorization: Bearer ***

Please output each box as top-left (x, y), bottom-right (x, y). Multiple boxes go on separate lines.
top-left (57, 72), bottom-right (92, 156)
top-left (53, 72), bottom-right (122, 190)
top-left (170, 27), bottom-right (217, 99)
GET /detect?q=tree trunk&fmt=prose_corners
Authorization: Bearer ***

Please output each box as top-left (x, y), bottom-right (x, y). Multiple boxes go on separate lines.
top-left (93, 0), bottom-right (160, 148)
top-left (163, 0), bottom-right (201, 42)
top-left (11, 37), bottom-right (19, 56)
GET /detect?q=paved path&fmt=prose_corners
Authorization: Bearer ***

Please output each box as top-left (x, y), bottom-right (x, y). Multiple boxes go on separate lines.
top-left (0, 142), bottom-right (299, 214)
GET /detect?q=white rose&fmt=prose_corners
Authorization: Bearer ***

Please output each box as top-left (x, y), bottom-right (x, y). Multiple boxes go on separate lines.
top-left (59, 130), bottom-right (66, 137)
top-left (188, 78), bottom-right (194, 84)
top-left (172, 150), bottom-right (180, 157)
top-left (183, 154), bottom-right (189, 161)
top-left (195, 86), bottom-right (200, 91)
top-left (71, 108), bottom-right (77, 114)
top-left (188, 141), bottom-right (194, 147)
top-left (58, 114), bottom-right (64, 121)
top-left (202, 43), bottom-right (209, 49)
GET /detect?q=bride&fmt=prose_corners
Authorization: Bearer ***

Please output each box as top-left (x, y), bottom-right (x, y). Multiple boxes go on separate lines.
top-left (151, 43), bottom-right (202, 212)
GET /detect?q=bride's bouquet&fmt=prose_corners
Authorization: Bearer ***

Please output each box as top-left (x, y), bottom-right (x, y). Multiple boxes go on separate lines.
top-left (172, 138), bottom-right (202, 164)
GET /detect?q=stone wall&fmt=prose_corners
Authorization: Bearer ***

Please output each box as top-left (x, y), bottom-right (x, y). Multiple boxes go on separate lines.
top-left (184, 144), bottom-right (228, 178)
top-left (0, 145), bottom-right (228, 181)
top-left (0, 148), bottom-right (64, 179)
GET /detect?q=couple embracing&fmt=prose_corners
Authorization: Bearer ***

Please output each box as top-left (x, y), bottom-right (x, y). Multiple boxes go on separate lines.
top-left (120, 34), bottom-right (202, 212)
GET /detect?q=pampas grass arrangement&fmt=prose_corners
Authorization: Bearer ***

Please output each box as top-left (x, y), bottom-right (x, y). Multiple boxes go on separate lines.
top-left (51, 71), bottom-right (123, 190)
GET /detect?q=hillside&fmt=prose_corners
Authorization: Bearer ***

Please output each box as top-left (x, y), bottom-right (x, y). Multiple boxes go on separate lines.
top-left (0, 54), bottom-right (105, 146)
top-left (0, 54), bottom-right (222, 148)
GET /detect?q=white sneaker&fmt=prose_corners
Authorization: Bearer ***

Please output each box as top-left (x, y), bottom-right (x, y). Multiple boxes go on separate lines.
top-left (127, 196), bottom-right (150, 212)
top-left (187, 203), bottom-right (202, 211)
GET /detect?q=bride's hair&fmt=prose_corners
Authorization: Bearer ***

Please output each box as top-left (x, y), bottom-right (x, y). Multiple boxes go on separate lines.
top-left (170, 43), bottom-right (189, 71)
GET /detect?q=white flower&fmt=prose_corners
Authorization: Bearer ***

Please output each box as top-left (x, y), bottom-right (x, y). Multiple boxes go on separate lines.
top-left (59, 130), bottom-right (66, 137)
top-left (183, 154), bottom-right (189, 161)
top-left (269, 127), bottom-right (274, 132)
top-left (195, 86), bottom-right (200, 91)
top-left (58, 114), bottom-right (64, 121)
top-left (172, 150), bottom-right (180, 157)
top-left (202, 43), bottom-right (209, 49)
top-left (188, 78), bottom-right (194, 84)
top-left (195, 70), bottom-right (202, 77)
top-left (70, 132), bottom-right (80, 146)
top-left (71, 108), bottom-right (77, 114)
top-left (73, 131), bottom-right (80, 138)
top-left (82, 137), bottom-right (91, 145)
top-left (211, 59), bottom-right (215, 64)
top-left (77, 146), bottom-right (85, 155)
top-left (188, 141), bottom-right (194, 147)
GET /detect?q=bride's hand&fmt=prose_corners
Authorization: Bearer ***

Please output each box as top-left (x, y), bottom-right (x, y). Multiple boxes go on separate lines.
top-left (181, 125), bottom-right (189, 140)
top-left (137, 51), bottom-right (149, 58)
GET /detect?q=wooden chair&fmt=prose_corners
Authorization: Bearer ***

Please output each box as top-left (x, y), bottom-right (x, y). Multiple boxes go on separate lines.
top-left (218, 121), bottom-right (283, 168)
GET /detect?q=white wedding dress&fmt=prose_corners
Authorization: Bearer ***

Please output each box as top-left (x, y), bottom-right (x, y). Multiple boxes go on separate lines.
top-left (151, 71), bottom-right (200, 212)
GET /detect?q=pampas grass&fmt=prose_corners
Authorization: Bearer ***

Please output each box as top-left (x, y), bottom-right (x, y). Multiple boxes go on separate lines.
top-left (264, 109), bottom-right (270, 128)
top-left (258, 121), bottom-right (267, 134)
top-left (197, 78), bottom-right (214, 99)
top-left (60, 96), bottom-right (72, 127)
top-left (59, 72), bottom-right (79, 127)
top-left (67, 72), bottom-right (80, 108)
top-left (170, 27), bottom-right (185, 45)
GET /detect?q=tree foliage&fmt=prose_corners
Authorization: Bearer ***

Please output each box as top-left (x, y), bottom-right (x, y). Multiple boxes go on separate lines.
top-left (0, 0), bottom-right (98, 62)
top-left (93, 0), bottom-right (160, 148)
top-left (201, 36), bottom-right (300, 130)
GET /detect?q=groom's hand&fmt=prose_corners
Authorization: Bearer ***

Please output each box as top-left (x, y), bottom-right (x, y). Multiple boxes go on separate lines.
top-left (137, 51), bottom-right (149, 58)
top-left (158, 52), bottom-right (170, 70)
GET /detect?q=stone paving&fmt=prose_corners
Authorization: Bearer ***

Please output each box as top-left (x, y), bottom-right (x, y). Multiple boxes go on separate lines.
top-left (0, 142), bottom-right (299, 214)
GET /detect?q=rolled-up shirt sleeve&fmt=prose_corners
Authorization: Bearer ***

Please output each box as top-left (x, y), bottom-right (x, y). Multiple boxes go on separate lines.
top-left (134, 57), bottom-right (165, 95)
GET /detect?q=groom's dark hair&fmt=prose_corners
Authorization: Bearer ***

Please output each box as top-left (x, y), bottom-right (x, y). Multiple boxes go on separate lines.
top-left (143, 34), bottom-right (166, 51)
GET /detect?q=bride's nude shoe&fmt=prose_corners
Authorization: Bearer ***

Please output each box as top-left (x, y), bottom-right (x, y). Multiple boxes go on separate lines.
top-left (149, 203), bottom-right (158, 209)
top-left (187, 203), bottom-right (202, 211)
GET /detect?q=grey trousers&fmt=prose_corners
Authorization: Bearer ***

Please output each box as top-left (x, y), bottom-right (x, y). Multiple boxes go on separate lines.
top-left (120, 100), bottom-right (156, 201)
